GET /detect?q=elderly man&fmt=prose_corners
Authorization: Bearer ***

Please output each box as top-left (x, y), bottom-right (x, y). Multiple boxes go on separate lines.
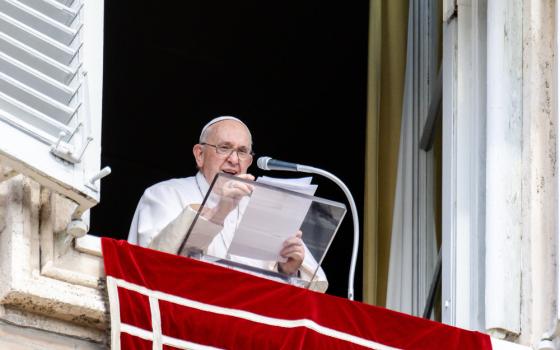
top-left (128, 116), bottom-right (327, 291)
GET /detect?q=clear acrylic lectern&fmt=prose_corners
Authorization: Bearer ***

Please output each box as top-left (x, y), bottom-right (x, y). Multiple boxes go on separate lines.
top-left (177, 173), bottom-right (347, 290)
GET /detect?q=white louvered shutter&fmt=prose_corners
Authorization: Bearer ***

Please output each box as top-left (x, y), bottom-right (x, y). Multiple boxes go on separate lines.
top-left (0, 0), bottom-right (104, 214)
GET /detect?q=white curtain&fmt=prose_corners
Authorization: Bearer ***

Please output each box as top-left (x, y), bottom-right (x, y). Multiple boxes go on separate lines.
top-left (386, 0), bottom-right (439, 317)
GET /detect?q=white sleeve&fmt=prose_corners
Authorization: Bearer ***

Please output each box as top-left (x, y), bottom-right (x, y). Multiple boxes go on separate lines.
top-left (129, 184), bottom-right (187, 247)
top-left (148, 205), bottom-right (197, 253)
top-left (149, 205), bottom-right (223, 255)
top-left (300, 247), bottom-right (329, 293)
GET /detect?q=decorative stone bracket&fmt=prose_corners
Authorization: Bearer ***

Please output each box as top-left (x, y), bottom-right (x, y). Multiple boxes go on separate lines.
top-left (0, 173), bottom-right (108, 347)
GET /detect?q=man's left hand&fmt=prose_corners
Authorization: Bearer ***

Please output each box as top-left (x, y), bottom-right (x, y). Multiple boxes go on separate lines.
top-left (278, 230), bottom-right (304, 276)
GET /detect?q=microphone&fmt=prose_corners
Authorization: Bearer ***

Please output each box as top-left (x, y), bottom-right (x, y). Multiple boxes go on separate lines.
top-left (257, 155), bottom-right (360, 301)
top-left (257, 156), bottom-right (300, 172)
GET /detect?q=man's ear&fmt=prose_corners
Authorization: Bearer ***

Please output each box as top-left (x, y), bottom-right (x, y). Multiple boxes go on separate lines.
top-left (193, 144), bottom-right (204, 168)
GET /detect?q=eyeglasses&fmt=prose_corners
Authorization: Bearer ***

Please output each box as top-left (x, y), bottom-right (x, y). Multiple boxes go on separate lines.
top-left (200, 142), bottom-right (254, 160)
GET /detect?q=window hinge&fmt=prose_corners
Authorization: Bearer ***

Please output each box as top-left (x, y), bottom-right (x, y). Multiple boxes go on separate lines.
top-left (50, 127), bottom-right (93, 164)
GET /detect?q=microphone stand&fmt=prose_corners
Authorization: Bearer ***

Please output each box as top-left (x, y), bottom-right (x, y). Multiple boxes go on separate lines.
top-left (296, 164), bottom-right (360, 301)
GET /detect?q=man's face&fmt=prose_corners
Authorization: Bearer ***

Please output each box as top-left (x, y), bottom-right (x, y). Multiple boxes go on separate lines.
top-left (193, 120), bottom-right (253, 184)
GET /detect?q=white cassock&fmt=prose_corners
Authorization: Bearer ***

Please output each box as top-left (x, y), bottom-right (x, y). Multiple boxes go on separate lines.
top-left (128, 172), bottom-right (328, 292)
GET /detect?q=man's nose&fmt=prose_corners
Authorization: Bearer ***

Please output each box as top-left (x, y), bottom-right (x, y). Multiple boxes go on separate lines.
top-left (226, 150), bottom-right (240, 162)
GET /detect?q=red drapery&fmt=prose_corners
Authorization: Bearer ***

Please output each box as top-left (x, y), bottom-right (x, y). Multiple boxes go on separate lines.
top-left (102, 238), bottom-right (492, 350)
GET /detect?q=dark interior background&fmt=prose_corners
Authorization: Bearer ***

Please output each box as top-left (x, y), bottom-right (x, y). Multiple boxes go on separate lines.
top-left (91, 0), bottom-right (369, 301)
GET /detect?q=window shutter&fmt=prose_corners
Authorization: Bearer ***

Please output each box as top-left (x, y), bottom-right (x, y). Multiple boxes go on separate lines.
top-left (0, 0), bottom-right (105, 216)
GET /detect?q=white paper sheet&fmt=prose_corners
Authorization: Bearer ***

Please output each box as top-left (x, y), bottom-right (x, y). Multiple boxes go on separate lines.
top-left (256, 176), bottom-right (317, 195)
top-left (227, 176), bottom-right (316, 261)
